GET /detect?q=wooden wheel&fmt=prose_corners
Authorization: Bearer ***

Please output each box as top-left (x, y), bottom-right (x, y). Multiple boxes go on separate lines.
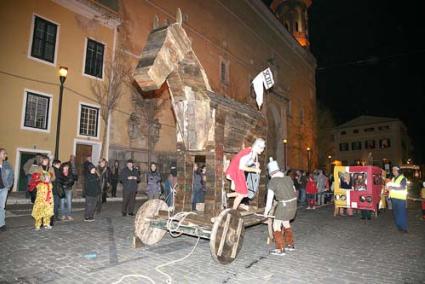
top-left (134, 199), bottom-right (168, 245)
top-left (210, 209), bottom-right (245, 265)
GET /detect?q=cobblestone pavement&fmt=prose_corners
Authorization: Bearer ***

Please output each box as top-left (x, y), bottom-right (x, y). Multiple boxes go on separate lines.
top-left (0, 201), bottom-right (424, 284)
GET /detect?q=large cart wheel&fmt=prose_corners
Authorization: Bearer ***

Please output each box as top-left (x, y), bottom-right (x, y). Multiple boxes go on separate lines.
top-left (134, 199), bottom-right (168, 245)
top-left (210, 209), bottom-right (245, 265)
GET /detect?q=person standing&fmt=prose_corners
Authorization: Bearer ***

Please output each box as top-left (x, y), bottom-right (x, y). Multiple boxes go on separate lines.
top-left (298, 171), bottom-right (307, 205)
top-left (386, 166), bottom-right (408, 233)
top-left (192, 164), bottom-right (206, 210)
top-left (264, 158), bottom-right (297, 256)
top-left (51, 160), bottom-right (63, 225)
top-left (120, 159), bottom-right (140, 216)
top-left (84, 163), bottom-right (100, 222)
top-left (82, 155), bottom-right (92, 197)
top-left (316, 170), bottom-right (328, 206)
top-left (110, 160), bottom-right (120, 198)
top-left (68, 155), bottom-right (78, 186)
top-left (226, 138), bottom-right (265, 210)
top-left (146, 162), bottom-right (161, 200)
top-left (30, 155), bottom-right (55, 230)
top-left (97, 159), bottom-right (110, 208)
top-left (58, 162), bottom-right (75, 221)
top-left (306, 173), bottom-right (317, 210)
top-left (0, 148), bottom-right (14, 232)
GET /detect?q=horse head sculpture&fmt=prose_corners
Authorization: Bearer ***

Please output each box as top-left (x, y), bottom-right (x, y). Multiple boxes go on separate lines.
top-left (134, 9), bottom-right (214, 151)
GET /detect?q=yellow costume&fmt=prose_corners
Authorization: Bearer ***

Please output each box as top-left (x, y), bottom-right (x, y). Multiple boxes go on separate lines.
top-left (30, 167), bottom-right (55, 229)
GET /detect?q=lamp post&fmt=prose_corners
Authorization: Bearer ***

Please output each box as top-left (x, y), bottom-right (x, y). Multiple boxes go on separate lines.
top-left (328, 155), bottom-right (332, 173)
top-left (283, 139), bottom-right (288, 171)
top-left (307, 147), bottom-right (311, 173)
top-left (54, 66), bottom-right (68, 160)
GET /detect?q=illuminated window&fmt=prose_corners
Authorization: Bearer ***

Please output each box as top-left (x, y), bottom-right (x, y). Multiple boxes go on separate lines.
top-left (23, 91), bottom-right (51, 130)
top-left (79, 104), bottom-right (99, 137)
top-left (379, 138), bottom-right (391, 149)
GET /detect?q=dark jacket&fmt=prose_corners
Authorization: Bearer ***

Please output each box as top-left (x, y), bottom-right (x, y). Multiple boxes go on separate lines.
top-left (58, 171), bottom-right (75, 191)
top-left (120, 167), bottom-right (140, 192)
top-left (111, 166), bottom-right (120, 183)
top-left (97, 166), bottom-right (111, 192)
top-left (52, 167), bottom-right (62, 197)
top-left (85, 173), bottom-right (101, 197)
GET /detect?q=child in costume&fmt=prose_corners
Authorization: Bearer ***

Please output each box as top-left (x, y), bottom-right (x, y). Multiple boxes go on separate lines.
top-left (29, 156), bottom-right (55, 230)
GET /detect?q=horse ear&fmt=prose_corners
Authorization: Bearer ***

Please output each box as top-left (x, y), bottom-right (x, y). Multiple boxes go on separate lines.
top-left (153, 15), bottom-right (159, 29)
top-left (176, 8), bottom-right (182, 26)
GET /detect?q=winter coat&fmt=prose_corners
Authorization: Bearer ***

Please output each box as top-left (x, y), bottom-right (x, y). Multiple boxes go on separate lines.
top-left (97, 166), bottom-right (111, 192)
top-left (58, 171), bottom-right (75, 191)
top-left (85, 173), bottom-right (101, 197)
top-left (146, 171), bottom-right (162, 194)
top-left (120, 167), bottom-right (140, 193)
top-left (0, 161), bottom-right (14, 189)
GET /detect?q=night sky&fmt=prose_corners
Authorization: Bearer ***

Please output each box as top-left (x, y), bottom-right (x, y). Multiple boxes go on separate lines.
top-left (308, 0), bottom-right (425, 163)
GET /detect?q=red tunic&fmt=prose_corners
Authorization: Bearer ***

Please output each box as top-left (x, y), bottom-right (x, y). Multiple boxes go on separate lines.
top-left (306, 177), bottom-right (318, 194)
top-left (225, 147), bottom-right (252, 195)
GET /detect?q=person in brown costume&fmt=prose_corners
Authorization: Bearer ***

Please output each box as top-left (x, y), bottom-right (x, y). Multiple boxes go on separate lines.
top-left (264, 157), bottom-right (297, 256)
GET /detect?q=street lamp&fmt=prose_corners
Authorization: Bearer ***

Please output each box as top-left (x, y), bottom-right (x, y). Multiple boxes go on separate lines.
top-left (283, 139), bottom-right (288, 171)
top-left (307, 147), bottom-right (311, 172)
top-left (54, 66), bottom-right (68, 159)
top-left (328, 155), bottom-right (332, 173)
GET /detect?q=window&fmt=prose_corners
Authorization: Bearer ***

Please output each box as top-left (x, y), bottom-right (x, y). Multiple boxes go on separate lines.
top-left (84, 39), bottom-right (105, 78)
top-left (365, 140), bottom-right (376, 149)
top-left (379, 138), bottom-right (391, 149)
top-left (340, 131), bottom-right (347, 135)
top-left (351, 141), bottom-right (362, 150)
top-left (339, 143), bottom-right (349, 151)
top-left (23, 91), bottom-right (51, 131)
top-left (30, 16), bottom-right (58, 63)
top-left (364, 127), bottom-right (375, 132)
top-left (353, 129), bottom-right (359, 134)
top-left (219, 58), bottom-right (229, 85)
top-left (378, 125), bottom-right (390, 131)
top-left (79, 104), bottom-right (99, 137)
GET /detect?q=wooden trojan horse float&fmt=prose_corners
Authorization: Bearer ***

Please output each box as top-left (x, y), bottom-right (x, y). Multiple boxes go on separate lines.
top-left (132, 9), bottom-right (273, 264)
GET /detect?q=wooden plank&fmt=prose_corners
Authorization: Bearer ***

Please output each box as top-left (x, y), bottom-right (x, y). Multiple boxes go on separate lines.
top-left (217, 213), bottom-right (231, 257)
top-left (231, 218), bottom-right (244, 258)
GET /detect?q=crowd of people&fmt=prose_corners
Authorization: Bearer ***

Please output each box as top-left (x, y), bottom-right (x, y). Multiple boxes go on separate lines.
top-left (1, 144), bottom-right (424, 243)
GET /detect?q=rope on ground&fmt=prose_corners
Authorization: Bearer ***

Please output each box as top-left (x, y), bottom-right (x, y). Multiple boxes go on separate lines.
top-left (166, 211), bottom-right (197, 237)
top-left (111, 274), bottom-right (155, 284)
top-left (155, 235), bottom-right (201, 284)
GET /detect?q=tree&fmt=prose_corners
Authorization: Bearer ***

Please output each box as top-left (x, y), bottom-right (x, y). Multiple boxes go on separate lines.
top-left (91, 48), bottom-right (132, 159)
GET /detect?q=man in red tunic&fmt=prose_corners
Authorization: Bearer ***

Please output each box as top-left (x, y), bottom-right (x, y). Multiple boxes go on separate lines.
top-left (226, 138), bottom-right (265, 210)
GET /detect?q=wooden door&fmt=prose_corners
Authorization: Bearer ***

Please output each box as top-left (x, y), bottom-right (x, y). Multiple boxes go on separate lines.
top-left (76, 144), bottom-right (92, 187)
